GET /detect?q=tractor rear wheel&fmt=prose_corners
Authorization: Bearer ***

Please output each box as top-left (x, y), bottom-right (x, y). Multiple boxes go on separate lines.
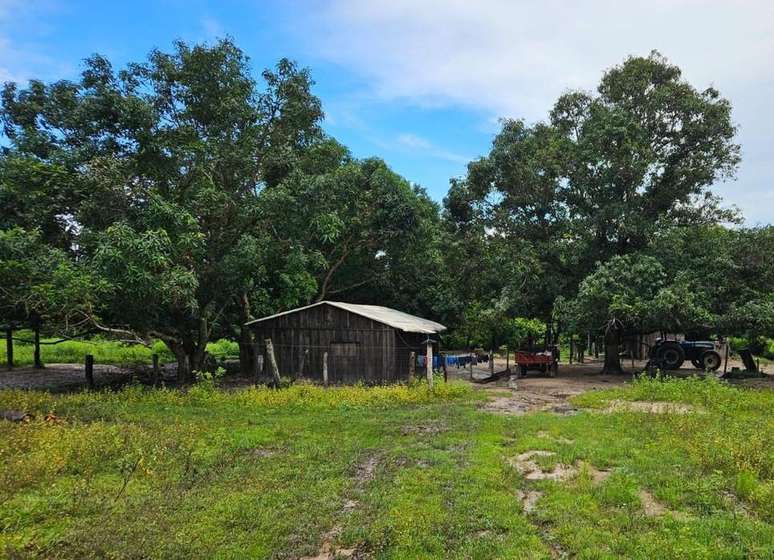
top-left (657, 342), bottom-right (685, 370)
top-left (700, 351), bottom-right (722, 371)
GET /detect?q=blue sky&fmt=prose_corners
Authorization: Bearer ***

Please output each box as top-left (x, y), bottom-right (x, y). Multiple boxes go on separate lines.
top-left (2, 0), bottom-right (772, 224)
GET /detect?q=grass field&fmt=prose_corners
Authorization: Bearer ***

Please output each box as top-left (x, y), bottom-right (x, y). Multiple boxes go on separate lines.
top-left (1, 377), bottom-right (772, 559)
top-left (0, 336), bottom-right (239, 368)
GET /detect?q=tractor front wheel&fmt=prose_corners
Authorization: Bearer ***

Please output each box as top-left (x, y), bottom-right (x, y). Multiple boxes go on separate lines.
top-left (657, 342), bottom-right (685, 370)
top-left (700, 351), bottom-right (722, 371)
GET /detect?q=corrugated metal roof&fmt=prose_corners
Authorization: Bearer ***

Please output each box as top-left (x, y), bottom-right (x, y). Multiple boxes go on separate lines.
top-left (245, 301), bottom-right (446, 333)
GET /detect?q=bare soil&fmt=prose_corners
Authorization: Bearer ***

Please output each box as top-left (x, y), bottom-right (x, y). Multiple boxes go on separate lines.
top-left (510, 450), bottom-right (578, 481)
top-left (1, 354), bottom-right (771, 396)
top-left (445, 355), bottom-right (773, 416)
top-left (0, 363), bottom-right (156, 392)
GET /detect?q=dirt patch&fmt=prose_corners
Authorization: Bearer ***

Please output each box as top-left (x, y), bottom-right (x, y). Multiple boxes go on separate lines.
top-left (473, 365), bottom-right (632, 416)
top-left (581, 462), bottom-right (611, 485)
top-left (509, 451), bottom-right (578, 481)
top-left (482, 392), bottom-right (582, 416)
top-left (299, 526), bottom-right (359, 560)
top-left (250, 447), bottom-right (276, 458)
top-left (354, 456), bottom-right (378, 484)
top-left (605, 400), bottom-right (697, 414)
top-left (0, 363), bottom-right (147, 392)
top-left (638, 489), bottom-right (688, 520)
top-left (638, 489), bottom-right (668, 517)
top-left (515, 489), bottom-right (543, 513)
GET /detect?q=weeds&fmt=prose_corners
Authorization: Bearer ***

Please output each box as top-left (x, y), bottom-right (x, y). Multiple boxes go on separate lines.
top-left (0, 378), bottom-right (771, 558)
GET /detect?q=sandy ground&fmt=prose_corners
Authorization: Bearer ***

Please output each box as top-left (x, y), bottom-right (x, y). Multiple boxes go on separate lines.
top-left (446, 355), bottom-right (773, 415)
top-left (0, 363), bottom-right (170, 392)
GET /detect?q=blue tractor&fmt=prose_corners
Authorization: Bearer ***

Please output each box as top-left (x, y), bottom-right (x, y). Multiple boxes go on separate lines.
top-left (650, 339), bottom-right (722, 371)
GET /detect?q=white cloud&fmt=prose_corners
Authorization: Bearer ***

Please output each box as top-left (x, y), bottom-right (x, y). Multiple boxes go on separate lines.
top-left (395, 133), bottom-right (471, 164)
top-left (308, 0), bottom-right (774, 223)
top-left (315, 0), bottom-right (774, 119)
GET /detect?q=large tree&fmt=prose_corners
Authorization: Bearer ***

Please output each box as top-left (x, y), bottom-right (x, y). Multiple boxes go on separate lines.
top-left (1, 39), bottom-right (323, 381)
top-left (447, 52), bottom-right (742, 364)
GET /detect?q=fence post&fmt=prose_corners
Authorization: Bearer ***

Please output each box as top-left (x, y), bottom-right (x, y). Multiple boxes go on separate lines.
top-left (426, 340), bottom-right (434, 390)
top-left (33, 324), bottom-right (43, 369)
top-left (322, 351), bottom-right (329, 387)
top-left (489, 350), bottom-right (494, 375)
top-left (85, 354), bottom-right (95, 390)
top-left (723, 343), bottom-right (729, 376)
top-left (152, 354), bottom-right (160, 386)
top-left (252, 342), bottom-right (262, 386)
top-left (441, 352), bottom-right (448, 383)
top-left (264, 339), bottom-right (281, 389)
top-left (506, 346), bottom-right (509, 371)
top-left (5, 327), bottom-right (12, 370)
top-left (297, 348), bottom-right (309, 379)
top-left (469, 352), bottom-right (474, 379)
top-left (408, 351), bottom-right (416, 383)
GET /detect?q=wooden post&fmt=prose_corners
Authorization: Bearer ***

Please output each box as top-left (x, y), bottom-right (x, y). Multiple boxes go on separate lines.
top-left (5, 327), bottom-right (12, 370)
top-left (426, 340), bottom-right (433, 390)
top-left (441, 352), bottom-right (448, 383)
top-left (506, 346), bottom-right (509, 371)
top-left (569, 338), bottom-right (574, 364)
top-left (152, 354), bottom-right (160, 386)
top-left (469, 352), bottom-right (474, 379)
top-left (252, 342), bottom-right (262, 386)
top-left (297, 348), bottom-right (309, 379)
top-left (408, 351), bottom-right (416, 383)
top-left (322, 351), bottom-right (329, 387)
top-left (264, 339), bottom-right (281, 388)
top-left (489, 350), bottom-right (494, 375)
top-left (33, 324), bottom-right (42, 369)
top-left (85, 354), bottom-right (95, 390)
top-left (723, 343), bottom-right (729, 376)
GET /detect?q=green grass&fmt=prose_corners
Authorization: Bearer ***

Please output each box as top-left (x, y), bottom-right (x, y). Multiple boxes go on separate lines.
top-left (0, 378), bottom-right (772, 559)
top-left (0, 335), bottom-right (239, 367)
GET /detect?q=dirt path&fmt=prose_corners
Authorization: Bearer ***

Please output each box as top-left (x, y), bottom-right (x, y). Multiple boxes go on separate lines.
top-left (0, 363), bottom-right (171, 392)
top-left (445, 355), bottom-right (773, 415)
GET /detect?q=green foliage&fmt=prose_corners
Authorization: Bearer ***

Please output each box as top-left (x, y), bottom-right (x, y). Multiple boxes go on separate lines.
top-left (446, 51), bottom-right (750, 340)
top-left (0, 337), bottom-right (241, 367)
top-left (1, 39), bottom-right (327, 380)
top-left (0, 228), bottom-right (106, 329)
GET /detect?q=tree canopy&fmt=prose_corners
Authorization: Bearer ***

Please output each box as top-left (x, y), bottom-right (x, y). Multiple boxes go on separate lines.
top-left (1, 43), bottom-right (770, 379)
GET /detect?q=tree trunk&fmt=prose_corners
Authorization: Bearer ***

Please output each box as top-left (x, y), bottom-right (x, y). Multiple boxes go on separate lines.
top-left (238, 293), bottom-right (255, 377)
top-left (172, 344), bottom-right (192, 384)
top-left (601, 319), bottom-right (624, 375)
top-left (169, 340), bottom-right (202, 384)
top-left (239, 325), bottom-right (255, 377)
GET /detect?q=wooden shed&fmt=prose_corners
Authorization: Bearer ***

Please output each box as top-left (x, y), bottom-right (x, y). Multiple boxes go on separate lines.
top-left (246, 301), bottom-right (446, 384)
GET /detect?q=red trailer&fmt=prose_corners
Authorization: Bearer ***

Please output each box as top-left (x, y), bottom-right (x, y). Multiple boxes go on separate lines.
top-left (515, 349), bottom-right (558, 377)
